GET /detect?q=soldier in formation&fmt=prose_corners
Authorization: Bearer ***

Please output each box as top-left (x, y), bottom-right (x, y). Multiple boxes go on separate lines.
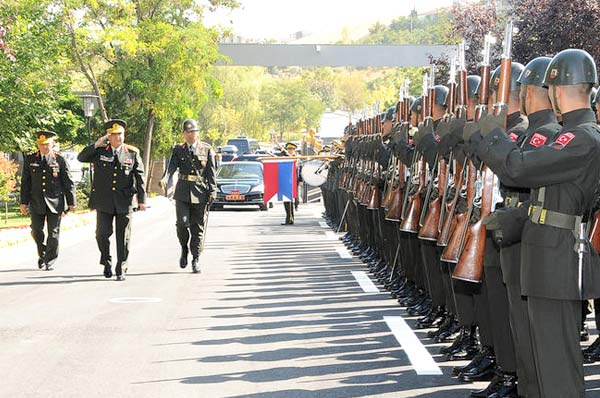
top-left (321, 46), bottom-right (600, 398)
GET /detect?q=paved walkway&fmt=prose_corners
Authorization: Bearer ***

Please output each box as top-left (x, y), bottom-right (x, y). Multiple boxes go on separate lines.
top-left (1, 201), bottom-right (599, 397)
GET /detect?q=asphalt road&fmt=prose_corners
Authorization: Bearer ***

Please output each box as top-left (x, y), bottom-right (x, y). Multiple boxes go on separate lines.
top-left (1, 199), bottom-right (600, 397)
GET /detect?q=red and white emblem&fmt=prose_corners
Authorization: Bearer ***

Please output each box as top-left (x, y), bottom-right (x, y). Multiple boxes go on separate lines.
top-left (529, 132), bottom-right (547, 147)
top-left (508, 132), bottom-right (519, 142)
top-left (549, 69), bottom-right (558, 79)
top-left (552, 132), bottom-right (575, 149)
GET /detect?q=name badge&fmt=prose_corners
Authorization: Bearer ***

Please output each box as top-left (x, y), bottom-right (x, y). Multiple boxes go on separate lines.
top-left (30, 163), bottom-right (40, 167)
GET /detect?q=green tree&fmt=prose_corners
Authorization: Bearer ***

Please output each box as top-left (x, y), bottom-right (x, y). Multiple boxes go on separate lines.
top-left (261, 78), bottom-right (325, 142)
top-left (336, 75), bottom-right (368, 119)
top-left (62, 0), bottom-right (238, 179)
top-left (0, 1), bottom-right (83, 152)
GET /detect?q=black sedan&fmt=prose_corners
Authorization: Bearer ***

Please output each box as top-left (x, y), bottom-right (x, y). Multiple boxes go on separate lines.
top-left (212, 161), bottom-right (268, 211)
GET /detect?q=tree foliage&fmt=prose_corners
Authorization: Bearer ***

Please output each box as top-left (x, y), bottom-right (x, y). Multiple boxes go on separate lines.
top-left (511, 0), bottom-right (600, 72)
top-left (0, 0), bottom-right (82, 152)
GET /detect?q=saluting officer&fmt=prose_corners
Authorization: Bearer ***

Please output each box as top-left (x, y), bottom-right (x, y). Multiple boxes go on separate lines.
top-left (162, 119), bottom-right (216, 273)
top-left (20, 131), bottom-right (75, 270)
top-left (77, 119), bottom-right (146, 281)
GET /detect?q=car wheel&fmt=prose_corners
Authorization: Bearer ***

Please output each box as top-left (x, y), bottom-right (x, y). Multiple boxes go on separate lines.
top-left (259, 204), bottom-right (268, 211)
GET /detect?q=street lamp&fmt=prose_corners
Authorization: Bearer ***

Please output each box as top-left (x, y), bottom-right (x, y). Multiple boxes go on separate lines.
top-left (79, 93), bottom-right (99, 185)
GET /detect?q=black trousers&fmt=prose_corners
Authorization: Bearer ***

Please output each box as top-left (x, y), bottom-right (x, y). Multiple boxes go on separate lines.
top-left (484, 265), bottom-right (517, 372)
top-left (176, 200), bottom-right (208, 258)
top-left (528, 297), bottom-right (583, 398)
top-left (283, 201), bottom-right (294, 224)
top-left (96, 210), bottom-right (131, 269)
top-left (421, 241), bottom-right (445, 307)
top-left (30, 210), bottom-right (61, 266)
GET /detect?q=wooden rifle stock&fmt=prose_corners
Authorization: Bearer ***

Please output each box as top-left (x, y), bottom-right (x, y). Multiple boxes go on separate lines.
top-left (438, 157), bottom-right (465, 246)
top-left (419, 158), bottom-right (447, 240)
top-left (400, 157), bottom-right (426, 233)
top-left (440, 160), bottom-right (476, 261)
top-left (453, 167), bottom-right (494, 282)
top-left (589, 210), bottom-right (600, 253)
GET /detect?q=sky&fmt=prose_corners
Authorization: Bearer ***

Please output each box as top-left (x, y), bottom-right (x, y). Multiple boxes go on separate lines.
top-left (203, 0), bottom-right (462, 42)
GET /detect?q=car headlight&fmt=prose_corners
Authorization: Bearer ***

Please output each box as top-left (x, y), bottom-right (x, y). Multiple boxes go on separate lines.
top-left (249, 183), bottom-right (264, 194)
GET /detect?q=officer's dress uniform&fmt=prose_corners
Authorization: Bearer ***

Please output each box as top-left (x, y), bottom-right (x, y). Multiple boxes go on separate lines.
top-left (475, 108), bottom-right (600, 398)
top-left (78, 143), bottom-right (145, 277)
top-left (20, 150), bottom-right (75, 269)
top-left (165, 141), bottom-right (216, 262)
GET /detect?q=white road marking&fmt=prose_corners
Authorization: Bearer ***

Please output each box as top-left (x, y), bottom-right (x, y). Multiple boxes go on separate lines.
top-left (324, 231), bottom-right (338, 240)
top-left (384, 316), bottom-right (443, 376)
top-left (351, 271), bottom-right (380, 293)
top-left (108, 297), bottom-right (162, 304)
top-left (319, 221), bottom-right (329, 228)
top-left (335, 246), bottom-right (353, 259)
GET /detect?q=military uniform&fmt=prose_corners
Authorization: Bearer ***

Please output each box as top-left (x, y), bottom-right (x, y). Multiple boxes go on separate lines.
top-left (77, 119), bottom-right (146, 281)
top-left (164, 119), bottom-right (216, 273)
top-left (472, 49), bottom-right (600, 398)
top-left (280, 142), bottom-right (299, 225)
top-left (20, 131), bottom-right (75, 270)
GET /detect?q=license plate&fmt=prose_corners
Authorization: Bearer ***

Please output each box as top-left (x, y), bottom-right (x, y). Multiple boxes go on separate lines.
top-left (226, 190), bottom-right (245, 201)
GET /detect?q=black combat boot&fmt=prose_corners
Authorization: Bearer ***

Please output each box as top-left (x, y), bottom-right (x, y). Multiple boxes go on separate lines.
top-left (469, 369), bottom-right (503, 397)
top-left (417, 306), bottom-right (445, 329)
top-left (180, 247), bottom-right (189, 269)
top-left (452, 345), bottom-right (486, 377)
top-left (446, 325), bottom-right (478, 361)
top-left (584, 336), bottom-right (600, 363)
top-left (487, 372), bottom-right (519, 398)
top-left (458, 346), bottom-right (496, 382)
top-left (440, 325), bottom-right (468, 355)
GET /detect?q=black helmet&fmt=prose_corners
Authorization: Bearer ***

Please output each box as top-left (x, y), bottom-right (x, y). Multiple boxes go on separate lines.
top-left (518, 57), bottom-right (552, 87)
top-left (410, 97), bottom-right (423, 114)
top-left (380, 112), bottom-right (387, 123)
top-left (466, 75), bottom-right (481, 98)
top-left (384, 106), bottom-right (395, 122)
top-left (490, 63), bottom-right (524, 93)
top-left (543, 49), bottom-right (598, 86)
top-left (433, 85), bottom-right (449, 106)
top-left (182, 119), bottom-right (199, 132)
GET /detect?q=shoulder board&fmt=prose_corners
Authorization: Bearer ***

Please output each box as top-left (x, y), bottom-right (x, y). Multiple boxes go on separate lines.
top-left (125, 144), bottom-right (139, 153)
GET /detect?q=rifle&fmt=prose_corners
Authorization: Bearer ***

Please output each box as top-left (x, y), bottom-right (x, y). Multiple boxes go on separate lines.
top-left (589, 210), bottom-right (600, 253)
top-left (367, 112), bottom-right (382, 209)
top-left (441, 34), bottom-right (493, 262)
top-left (438, 44), bottom-right (467, 247)
top-left (400, 71), bottom-right (432, 233)
top-left (454, 23), bottom-right (513, 283)
top-left (419, 59), bottom-right (458, 241)
top-left (382, 94), bottom-right (405, 209)
top-left (385, 82), bottom-right (411, 221)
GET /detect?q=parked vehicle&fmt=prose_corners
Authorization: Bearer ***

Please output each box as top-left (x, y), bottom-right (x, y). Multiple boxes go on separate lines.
top-left (212, 161), bottom-right (267, 211)
top-left (226, 137), bottom-right (259, 154)
top-left (220, 145), bottom-right (238, 162)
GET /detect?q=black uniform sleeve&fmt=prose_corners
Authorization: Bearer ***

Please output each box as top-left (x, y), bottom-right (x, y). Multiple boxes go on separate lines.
top-left (394, 140), bottom-right (415, 166)
top-left (133, 151), bottom-right (146, 204)
top-left (416, 133), bottom-right (438, 167)
top-left (204, 147), bottom-right (217, 194)
top-left (476, 126), bottom-right (598, 188)
top-left (20, 155), bottom-right (31, 205)
top-left (77, 145), bottom-right (99, 163)
top-left (165, 145), bottom-right (180, 185)
top-left (59, 156), bottom-right (76, 207)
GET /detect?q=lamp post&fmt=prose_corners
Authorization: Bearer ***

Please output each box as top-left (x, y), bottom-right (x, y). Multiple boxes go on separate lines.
top-left (79, 94), bottom-right (99, 185)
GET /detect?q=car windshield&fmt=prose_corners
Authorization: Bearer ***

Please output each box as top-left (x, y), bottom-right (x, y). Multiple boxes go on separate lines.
top-left (217, 163), bottom-right (263, 180)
